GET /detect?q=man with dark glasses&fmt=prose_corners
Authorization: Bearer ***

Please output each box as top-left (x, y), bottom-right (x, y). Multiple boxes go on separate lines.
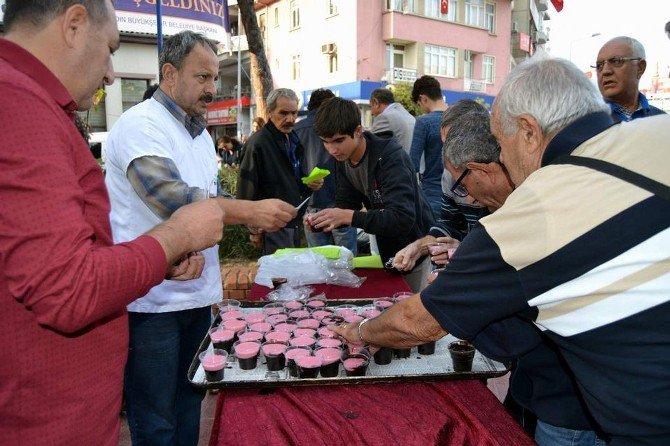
top-left (594, 36), bottom-right (665, 122)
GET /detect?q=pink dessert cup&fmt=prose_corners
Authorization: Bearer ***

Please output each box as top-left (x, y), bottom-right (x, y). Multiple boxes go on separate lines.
top-left (288, 309), bottom-right (311, 319)
top-left (342, 353), bottom-right (369, 377)
top-left (238, 329), bottom-right (264, 344)
top-left (209, 328), bottom-right (235, 353)
top-left (274, 322), bottom-right (298, 334)
top-left (296, 318), bottom-right (320, 330)
top-left (374, 298), bottom-right (395, 312)
top-left (249, 322), bottom-right (273, 334)
top-left (261, 342), bottom-right (287, 371)
top-left (289, 336), bottom-right (316, 349)
top-left (296, 355), bottom-right (322, 378)
top-left (221, 318), bottom-right (247, 336)
top-left (233, 341), bottom-right (261, 370)
top-left (315, 347), bottom-right (342, 377)
top-left (293, 328), bottom-right (317, 339)
top-left (199, 349), bottom-right (227, 382)
top-left (266, 313), bottom-right (288, 325)
top-left (245, 312), bottom-right (266, 325)
top-left (310, 308), bottom-right (335, 321)
top-left (317, 326), bottom-right (337, 339)
top-left (283, 300), bottom-right (304, 311)
top-left (305, 297), bottom-right (327, 309)
top-left (263, 302), bottom-right (285, 316)
top-left (221, 310), bottom-right (245, 321)
top-left (265, 331), bottom-right (291, 344)
top-left (285, 346), bottom-right (311, 377)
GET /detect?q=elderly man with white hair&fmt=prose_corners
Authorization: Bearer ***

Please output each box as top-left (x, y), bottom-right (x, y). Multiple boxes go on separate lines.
top-left (333, 56), bottom-right (670, 445)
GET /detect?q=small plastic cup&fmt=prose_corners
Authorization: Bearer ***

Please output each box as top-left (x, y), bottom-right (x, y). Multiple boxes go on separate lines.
top-left (449, 340), bottom-right (475, 372)
top-left (342, 351), bottom-right (370, 377)
top-left (238, 329), bottom-right (264, 344)
top-left (289, 336), bottom-right (316, 349)
top-left (199, 349), bottom-right (228, 382)
top-left (374, 298), bottom-right (395, 312)
top-left (233, 340), bottom-right (261, 370)
top-left (265, 313), bottom-right (288, 326)
top-left (288, 309), bottom-right (311, 319)
top-left (249, 322), bottom-right (273, 334)
top-left (245, 312), bottom-right (266, 325)
top-left (293, 328), bottom-right (317, 339)
top-left (265, 330), bottom-right (291, 344)
top-left (317, 326), bottom-right (337, 339)
top-left (335, 304), bottom-right (358, 319)
top-left (418, 341), bottom-right (436, 355)
top-left (217, 299), bottom-right (241, 314)
top-left (296, 317), bottom-right (320, 330)
top-left (373, 347), bottom-right (393, 365)
top-left (343, 314), bottom-right (364, 324)
top-left (392, 292), bottom-right (413, 301)
top-left (310, 308), bottom-right (335, 321)
top-left (283, 300), bottom-right (304, 311)
top-left (209, 328), bottom-right (235, 353)
top-left (360, 305), bottom-right (381, 319)
top-left (220, 310), bottom-right (245, 321)
top-left (315, 346), bottom-right (342, 377)
top-left (274, 322), bottom-right (298, 334)
top-left (296, 355), bottom-right (322, 378)
top-left (263, 302), bottom-right (286, 316)
top-left (316, 338), bottom-right (342, 349)
top-left (285, 346), bottom-right (311, 377)
top-left (221, 318), bottom-right (247, 335)
top-left (321, 315), bottom-right (344, 327)
top-left (305, 296), bottom-right (327, 309)
top-left (262, 342), bottom-right (287, 372)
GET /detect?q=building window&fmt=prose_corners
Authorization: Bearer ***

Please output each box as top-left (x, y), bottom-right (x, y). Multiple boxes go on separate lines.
top-left (486, 3), bottom-right (495, 33)
top-left (77, 103), bottom-right (107, 134)
top-left (424, 44), bottom-right (456, 77)
top-left (328, 52), bottom-right (338, 73)
top-left (121, 78), bottom-right (149, 113)
top-left (483, 55), bottom-right (495, 83)
top-left (327, 0), bottom-right (338, 16)
top-left (290, 0), bottom-right (300, 29)
top-left (465, 0), bottom-right (485, 28)
top-left (463, 50), bottom-right (474, 79)
top-left (292, 55), bottom-right (301, 80)
top-left (386, 44), bottom-right (406, 71)
top-left (259, 12), bottom-right (267, 39)
top-left (274, 7), bottom-right (279, 26)
top-left (424, 0), bottom-right (457, 21)
top-left (386, 0), bottom-right (415, 13)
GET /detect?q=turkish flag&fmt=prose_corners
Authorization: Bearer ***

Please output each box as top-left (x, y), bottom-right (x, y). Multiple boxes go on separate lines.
top-left (550, 0), bottom-right (563, 12)
top-left (441, 0), bottom-right (449, 14)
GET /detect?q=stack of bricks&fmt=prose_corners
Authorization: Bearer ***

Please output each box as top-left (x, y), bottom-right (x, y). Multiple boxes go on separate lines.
top-left (221, 265), bottom-right (258, 300)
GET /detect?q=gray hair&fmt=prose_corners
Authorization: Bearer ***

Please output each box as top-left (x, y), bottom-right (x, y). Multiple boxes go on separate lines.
top-left (441, 99), bottom-right (489, 130)
top-left (159, 31), bottom-right (218, 82)
top-left (495, 56), bottom-right (609, 137)
top-left (267, 88), bottom-right (300, 112)
top-left (443, 111), bottom-right (499, 168)
top-left (4, 0), bottom-right (110, 31)
top-left (605, 36), bottom-right (646, 59)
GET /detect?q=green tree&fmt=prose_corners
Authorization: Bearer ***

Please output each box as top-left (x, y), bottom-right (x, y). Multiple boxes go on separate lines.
top-left (388, 82), bottom-right (422, 116)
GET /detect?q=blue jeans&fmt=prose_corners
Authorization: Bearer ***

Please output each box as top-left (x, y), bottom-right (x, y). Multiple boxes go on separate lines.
top-left (304, 208), bottom-right (358, 255)
top-left (125, 307), bottom-right (211, 446)
top-left (535, 420), bottom-right (607, 446)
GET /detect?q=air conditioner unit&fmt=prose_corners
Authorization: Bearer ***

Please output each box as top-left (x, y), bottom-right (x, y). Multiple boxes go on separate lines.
top-left (512, 21), bottom-right (519, 33)
top-left (321, 43), bottom-right (337, 54)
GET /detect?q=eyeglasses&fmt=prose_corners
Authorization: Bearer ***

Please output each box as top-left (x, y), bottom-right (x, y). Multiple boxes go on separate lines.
top-left (591, 57), bottom-right (641, 72)
top-left (450, 168), bottom-right (470, 198)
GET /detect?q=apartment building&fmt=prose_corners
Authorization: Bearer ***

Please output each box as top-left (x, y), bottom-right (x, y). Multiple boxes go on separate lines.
top-left (256, 0), bottom-right (511, 123)
top-left (510, 0), bottom-right (551, 66)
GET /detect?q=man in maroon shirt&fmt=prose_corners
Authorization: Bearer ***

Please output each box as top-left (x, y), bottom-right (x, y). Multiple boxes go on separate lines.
top-left (0, 2), bottom-right (283, 445)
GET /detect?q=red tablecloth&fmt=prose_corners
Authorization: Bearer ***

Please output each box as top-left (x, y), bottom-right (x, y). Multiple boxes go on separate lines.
top-left (208, 380), bottom-right (534, 446)
top-left (247, 269), bottom-right (411, 301)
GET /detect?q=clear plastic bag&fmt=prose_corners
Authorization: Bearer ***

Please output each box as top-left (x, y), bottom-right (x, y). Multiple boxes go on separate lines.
top-left (265, 284), bottom-right (315, 302)
top-left (255, 248), bottom-right (365, 289)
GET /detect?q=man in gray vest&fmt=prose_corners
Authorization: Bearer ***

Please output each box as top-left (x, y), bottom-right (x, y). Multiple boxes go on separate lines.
top-left (370, 88), bottom-right (416, 153)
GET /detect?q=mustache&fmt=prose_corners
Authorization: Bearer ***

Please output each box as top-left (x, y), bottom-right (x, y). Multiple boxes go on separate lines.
top-left (200, 93), bottom-right (214, 103)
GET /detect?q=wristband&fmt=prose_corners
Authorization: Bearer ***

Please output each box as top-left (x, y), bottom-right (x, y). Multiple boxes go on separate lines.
top-left (357, 317), bottom-right (371, 345)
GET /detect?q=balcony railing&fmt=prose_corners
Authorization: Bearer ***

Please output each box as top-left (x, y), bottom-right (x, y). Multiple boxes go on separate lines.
top-left (385, 67), bottom-right (418, 83)
top-left (464, 78), bottom-right (486, 92)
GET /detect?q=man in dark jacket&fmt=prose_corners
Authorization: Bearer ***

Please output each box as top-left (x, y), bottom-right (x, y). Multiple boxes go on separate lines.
top-left (237, 88), bottom-right (323, 254)
top-left (310, 97), bottom-right (434, 292)
top-left (294, 88), bottom-right (357, 254)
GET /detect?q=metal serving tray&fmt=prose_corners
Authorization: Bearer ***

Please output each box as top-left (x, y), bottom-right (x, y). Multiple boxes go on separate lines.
top-left (187, 300), bottom-right (509, 389)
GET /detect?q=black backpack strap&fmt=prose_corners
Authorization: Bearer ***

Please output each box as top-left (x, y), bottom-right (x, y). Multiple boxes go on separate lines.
top-left (553, 155), bottom-right (670, 203)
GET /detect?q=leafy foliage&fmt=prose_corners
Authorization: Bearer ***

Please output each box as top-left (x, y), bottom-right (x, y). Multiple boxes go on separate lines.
top-left (389, 82), bottom-right (422, 116)
top-left (218, 166), bottom-right (262, 259)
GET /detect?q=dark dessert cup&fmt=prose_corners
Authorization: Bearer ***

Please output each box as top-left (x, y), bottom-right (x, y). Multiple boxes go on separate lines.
top-left (449, 340), bottom-right (475, 372)
top-left (209, 328), bottom-right (235, 354)
top-left (262, 342), bottom-right (287, 372)
top-left (315, 347), bottom-right (342, 378)
top-left (233, 340), bottom-right (261, 371)
top-left (296, 355), bottom-right (322, 378)
top-left (373, 347), bottom-right (393, 365)
top-left (199, 349), bottom-right (227, 382)
top-left (417, 341), bottom-right (436, 355)
top-left (285, 346), bottom-right (311, 377)
top-left (342, 353), bottom-right (369, 377)
top-left (393, 348), bottom-right (411, 359)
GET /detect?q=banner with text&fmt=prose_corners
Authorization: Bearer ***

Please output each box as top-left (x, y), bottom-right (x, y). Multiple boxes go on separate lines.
top-left (114, 0), bottom-right (229, 44)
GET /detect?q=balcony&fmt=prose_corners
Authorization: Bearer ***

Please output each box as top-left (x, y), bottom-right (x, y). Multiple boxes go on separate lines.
top-left (385, 67), bottom-right (418, 83)
top-left (464, 78), bottom-right (486, 92)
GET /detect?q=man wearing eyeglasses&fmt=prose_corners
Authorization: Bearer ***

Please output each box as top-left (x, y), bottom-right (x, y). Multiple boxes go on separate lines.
top-left (595, 36), bottom-right (665, 122)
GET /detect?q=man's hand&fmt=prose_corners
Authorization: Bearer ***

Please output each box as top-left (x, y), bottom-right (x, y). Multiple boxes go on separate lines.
top-left (247, 226), bottom-right (264, 249)
top-left (148, 199), bottom-right (225, 268)
top-left (310, 208), bottom-right (354, 232)
top-left (167, 252), bottom-right (205, 281)
top-left (306, 179), bottom-right (324, 191)
top-left (248, 199), bottom-right (297, 232)
top-left (393, 241), bottom-right (422, 271)
top-left (428, 236), bottom-right (460, 266)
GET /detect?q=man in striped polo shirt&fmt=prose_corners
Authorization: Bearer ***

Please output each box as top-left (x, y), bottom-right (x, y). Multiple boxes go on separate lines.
top-left (334, 56), bottom-right (670, 445)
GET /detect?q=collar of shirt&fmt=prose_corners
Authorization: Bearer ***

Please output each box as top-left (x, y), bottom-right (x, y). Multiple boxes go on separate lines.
top-left (607, 92), bottom-right (649, 122)
top-left (541, 111), bottom-right (616, 166)
top-left (0, 38), bottom-right (77, 118)
top-left (153, 88), bottom-right (207, 139)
